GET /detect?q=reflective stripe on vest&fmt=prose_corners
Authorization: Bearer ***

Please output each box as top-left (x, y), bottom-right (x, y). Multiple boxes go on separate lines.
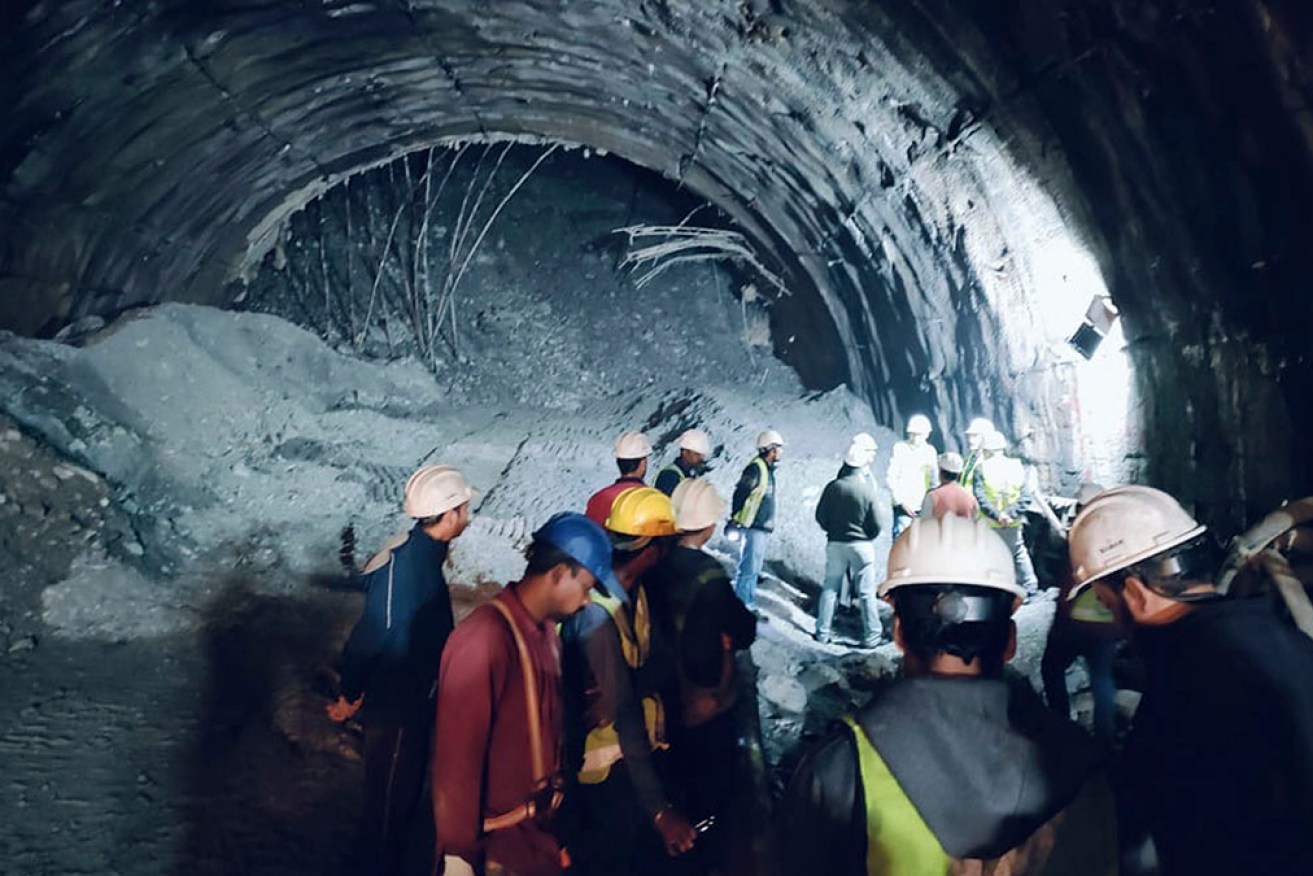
top-left (731, 456), bottom-right (770, 527)
top-left (578, 587), bottom-right (668, 784)
top-left (842, 715), bottom-right (950, 876)
top-left (979, 457), bottom-right (1024, 529)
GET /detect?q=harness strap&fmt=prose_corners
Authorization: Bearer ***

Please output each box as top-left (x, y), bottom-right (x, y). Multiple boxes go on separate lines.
top-left (483, 598), bottom-right (559, 833)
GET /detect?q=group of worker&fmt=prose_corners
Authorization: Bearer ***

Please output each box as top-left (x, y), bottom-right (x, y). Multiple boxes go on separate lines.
top-left (328, 428), bottom-right (768, 876)
top-left (327, 417), bottom-right (1313, 876)
top-left (813, 415), bottom-right (1046, 649)
top-left (794, 422), bottom-right (1313, 875)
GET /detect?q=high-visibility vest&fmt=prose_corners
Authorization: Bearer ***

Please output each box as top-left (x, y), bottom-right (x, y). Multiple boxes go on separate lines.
top-left (977, 456), bottom-right (1025, 528)
top-left (843, 715), bottom-right (950, 875)
top-left (577, 587), bottom-right (668, 784)
top-left (959, 450), bottom-right (982, 491)
top-left (731, 456), bottom-right (771, 527)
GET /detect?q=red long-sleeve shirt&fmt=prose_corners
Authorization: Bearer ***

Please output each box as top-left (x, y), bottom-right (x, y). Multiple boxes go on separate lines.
top-left (433, 587), bottom-right (564, 875)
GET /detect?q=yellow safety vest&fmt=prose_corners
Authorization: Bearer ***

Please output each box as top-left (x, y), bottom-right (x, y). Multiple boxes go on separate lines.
top-left (843, 715), bottom-right (951, 875)
top-left (731, 456), bottom-right (771, 527)
top-left (577, 587), bottom-right (668, 784)
top-left (977, 456), bottom-right (1025, 529)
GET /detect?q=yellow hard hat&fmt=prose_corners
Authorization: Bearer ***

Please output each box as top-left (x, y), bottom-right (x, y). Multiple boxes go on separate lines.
top-left (605, 486), bottom-right (678, 543)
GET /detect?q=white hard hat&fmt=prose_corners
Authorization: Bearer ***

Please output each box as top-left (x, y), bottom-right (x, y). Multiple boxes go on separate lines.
top-left (403, 464), bottom-right (478, 519)
top-left (965, 417), bottom-right (994, 436)
top-left (670, 477), bottom-right (727, 532)
top-left (937, 452), bottom-right (964, 475)
top-left (983, 431), bottom-right (1007, 452)
top-left (678, 428), bottom-right (712, 456)
top-left (844, 432), bottom-right (878, 468)
top-left (614, 430), bottom-right (653, 459)
top-left (879, 514), bottom-right (1025, 600)
top-left (906, 414), bottom-right (932, 435)
top-left (756, 429), bottom-right (785, 450)
top-left (1067, 485), bottom-right (1206, 597)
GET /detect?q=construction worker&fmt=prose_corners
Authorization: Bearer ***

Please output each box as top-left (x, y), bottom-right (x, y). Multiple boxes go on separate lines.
top-left (654, 428), bottom-right (713, 496)
top-left (958, 417), bottom-right (994, 490)
top-left (585, 430), bottom-right (652, 526)
top-left (919, 451), bottom-right (978, 520)
top-left (433, 512), bottom-right (613, 876)
top-left (972, 431), bottom-right (1039, 595)
top-left (1041, 483), bottom-right (1120, 743)
top-left (814, 434), bottom-right (885, 648)
top-left (885, 414), bottom-right (938, 538)
top-left (1067, 485), bottom-right (1313, 874)
top-left (560, 486), bottom-right (698, 874)
top-left (728, 429), bottom-right (783, 616)
top-left (327, 464), bottom-right (477, 876)
top-left (649, 477), bottom-right (758, 871)
top-left (782, 515), bottom-right (1116, 875)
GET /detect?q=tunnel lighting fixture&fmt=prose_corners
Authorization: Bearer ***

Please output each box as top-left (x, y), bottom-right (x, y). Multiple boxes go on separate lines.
top-left (1068, 295), bottom-right (1120, 360)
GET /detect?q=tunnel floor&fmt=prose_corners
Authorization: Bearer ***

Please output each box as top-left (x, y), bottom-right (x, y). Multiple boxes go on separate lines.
top-left (0, 301), bottom-right (1071, 873)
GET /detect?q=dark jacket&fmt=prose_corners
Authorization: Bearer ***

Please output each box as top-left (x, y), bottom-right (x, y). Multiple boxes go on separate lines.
top-left (731, 453), bottom-right (777, 531)
top-left (815, 464), bottom-right (883, 543)
top-left (648, 546), bottom-right (757, 708)
top-left (339, 525), bottom-right (454, 724)
top-left (654, 457), bottom-right (703, 497)
top-left (1120, 597), bottom-right (1313, 875)
top-left (560, 595), bottom-right (671, 818)
top-left (781, 674), bottom-right (1116, 875)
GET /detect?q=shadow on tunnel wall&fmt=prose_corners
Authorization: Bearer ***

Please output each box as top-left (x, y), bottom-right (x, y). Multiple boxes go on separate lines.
top-left (175, 575), bottom-right (363, 876)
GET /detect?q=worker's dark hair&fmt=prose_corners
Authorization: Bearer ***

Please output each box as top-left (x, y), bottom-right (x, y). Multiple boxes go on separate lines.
top-left (939, 469), bottom-right (960, 483)
top-left (1112, 536), bottom-right (1221, 598)
top-left (892, 584), bottom-right (1015, 676)
top-left (523, 540), bottom-right (584, 577)
top-left (616, 457), bottom-right (644, 475)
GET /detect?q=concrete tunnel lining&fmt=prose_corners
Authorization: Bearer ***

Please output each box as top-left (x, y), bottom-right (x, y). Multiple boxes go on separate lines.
top-left (4, 0), bottom-right (1313, 526)
top-left (0, 0), bottom-right (1127, 480)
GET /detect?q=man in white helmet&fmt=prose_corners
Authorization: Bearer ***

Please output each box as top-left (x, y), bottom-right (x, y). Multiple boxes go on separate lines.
top-left (959, 417), bottom-right (994, 490)
top-left (648, 478), bottom-right (758, 870)
top-left (813, 433), bottom-right (886, 648)
top-left (1067, 485), bottom-right (1313, 875)
top-left (586, 430), bottom-right (652, 526)
top-left (327, 463), bottom-right (477, 875)
top-left (782, 515), bottom-right (1115, 875)
top-left (654, 428), bottom-right (713, 497)
top-left (728, 429), bottom-right (784, 615)
top-left (972, 431), bottom-right (1040, 596)
top-left (886, 414), bottom-right (939, 538)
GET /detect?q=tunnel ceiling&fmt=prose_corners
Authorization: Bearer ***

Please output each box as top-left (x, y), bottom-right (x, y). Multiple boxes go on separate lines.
top-left (2, 0), bottom-right (1312, 527)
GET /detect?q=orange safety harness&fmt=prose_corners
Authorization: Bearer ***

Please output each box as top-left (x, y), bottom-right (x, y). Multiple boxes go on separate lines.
top-left (482, 599), bottom-right (564, 834)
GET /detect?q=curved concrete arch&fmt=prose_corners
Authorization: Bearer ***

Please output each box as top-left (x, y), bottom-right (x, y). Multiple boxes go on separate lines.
top-left (4, 0), bottom-right (1312, 524)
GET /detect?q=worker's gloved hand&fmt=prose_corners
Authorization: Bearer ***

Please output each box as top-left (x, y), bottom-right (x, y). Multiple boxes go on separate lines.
top-left (654, 807), bottom-right (697, 857)
top-left (326, 694), bottom-right (363, 722)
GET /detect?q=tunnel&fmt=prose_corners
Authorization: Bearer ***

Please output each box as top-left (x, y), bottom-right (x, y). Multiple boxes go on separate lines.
top-left (1, 1), bottom-right (1311, 873)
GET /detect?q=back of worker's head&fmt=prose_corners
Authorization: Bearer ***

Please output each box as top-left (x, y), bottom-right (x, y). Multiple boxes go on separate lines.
top-left (605, 486), bottom-right (678, 568)
top-left (880, 515), bottom-right (1024, 677)
top-left (614, 431), bottom-right (652, 476)
top-left (937, 451), bottom-right (964, 483)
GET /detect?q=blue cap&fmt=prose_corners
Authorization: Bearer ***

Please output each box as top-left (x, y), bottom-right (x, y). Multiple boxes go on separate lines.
top-left (532, 512), bottom-right (624, 603)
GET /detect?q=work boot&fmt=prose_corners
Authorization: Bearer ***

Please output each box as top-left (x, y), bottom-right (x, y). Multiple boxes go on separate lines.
top-left (814, 631), bottom-right (833, 646)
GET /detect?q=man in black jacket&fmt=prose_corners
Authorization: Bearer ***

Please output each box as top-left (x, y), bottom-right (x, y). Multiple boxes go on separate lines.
top-left (649, 477), bottom-right (758, 871)
top-left (327, 464), bottom-right (477, 876)
top-left (782, 515), bottom-right (1116, 875)
top-left (1068, 485), bottom-right (1313, 875)
top-left (813, 433), bottom-right (886, 647)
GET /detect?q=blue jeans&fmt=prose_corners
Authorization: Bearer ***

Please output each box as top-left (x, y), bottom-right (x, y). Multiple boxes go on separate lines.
top-left (733, 527), bottom-right (768, 609)
top-left (892, 507), bottom-right (914, 540)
